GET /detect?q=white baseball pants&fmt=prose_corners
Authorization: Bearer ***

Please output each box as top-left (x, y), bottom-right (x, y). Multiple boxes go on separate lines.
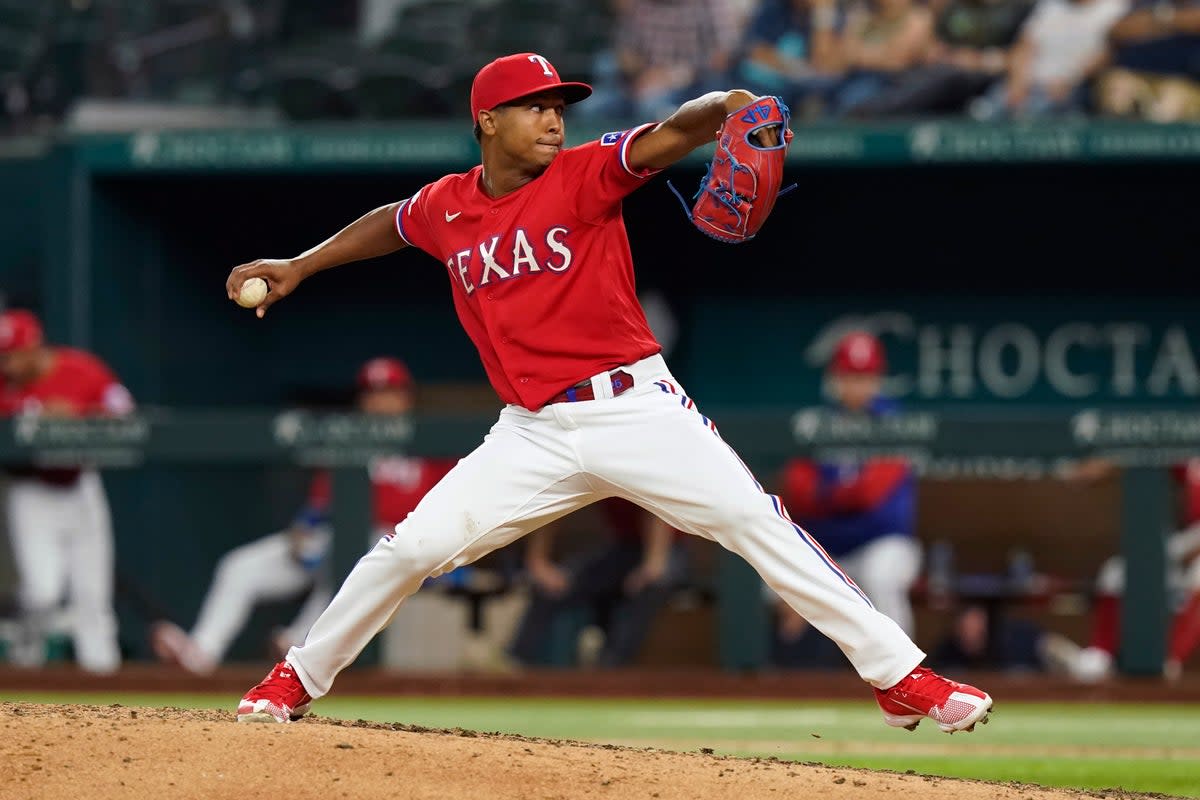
top-left (289, 354), bottom-right (924, 696)
top-left (5, 470), bottom-right (120, 673)
top-left (190, 529), bottom-right (332, 663)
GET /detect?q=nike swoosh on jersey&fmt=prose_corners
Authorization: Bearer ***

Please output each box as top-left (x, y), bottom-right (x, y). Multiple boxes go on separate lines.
top-left (445, 210), bottom-right (462, 222)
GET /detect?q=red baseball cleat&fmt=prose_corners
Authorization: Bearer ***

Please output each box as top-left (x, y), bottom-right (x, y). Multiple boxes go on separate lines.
top-left (236, 660), bottom-right (312, 723)
top-left (874, 666), bottom-right (992, 733)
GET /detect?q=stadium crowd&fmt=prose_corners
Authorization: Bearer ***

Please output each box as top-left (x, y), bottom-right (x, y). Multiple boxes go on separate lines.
top-left (1, 0), bottom-right (1198, 134)
top-left (592, 0), bottom-right (1200, 121)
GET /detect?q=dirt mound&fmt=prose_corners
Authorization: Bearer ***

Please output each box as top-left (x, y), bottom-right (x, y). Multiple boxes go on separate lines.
top-left (0, 702), bottom-right (1160, 800)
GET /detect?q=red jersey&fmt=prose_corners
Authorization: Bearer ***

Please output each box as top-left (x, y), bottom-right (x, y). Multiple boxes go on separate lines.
top-left (395, 125), bottom-right (664, 410)
top-left (1176, 461), bottom-right (1200, 527)
top-left (306, 456), bottom-right (456, 529)
top-left (0, 347), bottom-right (134, 418)
top-left (0, 347), bottom-right (134, 484)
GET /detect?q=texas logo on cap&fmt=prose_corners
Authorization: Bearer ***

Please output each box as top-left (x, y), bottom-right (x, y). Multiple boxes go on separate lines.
top-left (470, 53), bottom-right (592, 122)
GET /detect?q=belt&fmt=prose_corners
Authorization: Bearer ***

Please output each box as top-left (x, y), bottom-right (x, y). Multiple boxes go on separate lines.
top-left (548, 370), bottom-right (635, 403)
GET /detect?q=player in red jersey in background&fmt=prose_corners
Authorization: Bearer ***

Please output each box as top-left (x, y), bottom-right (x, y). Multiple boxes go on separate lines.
top-left (775, 331), bottom-right (921, 652)
top-left (0, 309), bottom-right (135, 673)
top-left (1163, 463), bottom-right (1200, 679)
top-left (1058, 459), bottom-right (1200, 683)
top-left (150, 357), bottom-right (456, 673)
top-left (227, 52), bottom-right (992, 733)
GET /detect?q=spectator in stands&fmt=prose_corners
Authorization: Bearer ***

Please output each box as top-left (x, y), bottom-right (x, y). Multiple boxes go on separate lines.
top-left (1047, 459), bottom-right (1200, 683)
top-left (586, 0), bottom-right (742, 120)
top-left (769, 331), bottom-right (922, 667)
top-left (507, 499), bottom-right (688, 668)
top-left (733, 0), bottom-right (847, 118)
top-left (845, 0), bottom-right (1035, 117)
top-left (832, 0), bottom-right (937, 116)
top-left (1094, 0), bottom-right (1200, 121)
top-left (150, 357), bottom-right (458, 674)
top-left (973, 0), bottom-right (1130, 118)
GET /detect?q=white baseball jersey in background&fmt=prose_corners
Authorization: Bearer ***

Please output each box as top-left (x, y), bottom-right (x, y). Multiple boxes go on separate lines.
top-left (186, 528), bottom-right (334, 669)
top-left (160, 454), bottom-right (454, 672)
top-left (6, 469), bottom-right (119, 672)
top-left (0, 341), bottom-right (134, 674)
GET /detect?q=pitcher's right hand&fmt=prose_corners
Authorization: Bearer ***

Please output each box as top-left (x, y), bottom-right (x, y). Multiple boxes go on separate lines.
top-left (227, 258), bottom-right (303, 318)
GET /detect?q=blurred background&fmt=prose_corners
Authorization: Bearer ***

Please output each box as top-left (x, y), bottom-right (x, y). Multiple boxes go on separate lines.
top-left (0, 0), bottom-right (1199, 695)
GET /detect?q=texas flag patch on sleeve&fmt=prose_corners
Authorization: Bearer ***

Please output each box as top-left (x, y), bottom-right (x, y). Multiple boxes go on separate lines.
top-left (600, 130), bottom-right (628, 146)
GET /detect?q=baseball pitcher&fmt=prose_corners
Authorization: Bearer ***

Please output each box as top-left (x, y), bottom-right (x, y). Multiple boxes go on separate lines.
top-left (226, 53), bottom-right (993, 734)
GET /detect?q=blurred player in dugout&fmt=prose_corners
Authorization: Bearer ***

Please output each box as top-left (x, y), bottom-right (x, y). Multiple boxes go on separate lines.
top-left (0, 309), bottom-right (135, 673)
top-left (506, 497), bottom-right (689, 668)
top-left (1047, 458), bottom-right (1200, 683)
top-left (151, 357), bottom-right (457, 674)
top-left (770, 331), bottom-right (922, 665)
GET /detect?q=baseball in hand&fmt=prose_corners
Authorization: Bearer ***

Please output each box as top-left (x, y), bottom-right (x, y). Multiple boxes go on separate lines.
top-left (236, 277), bottom-right (269, 308)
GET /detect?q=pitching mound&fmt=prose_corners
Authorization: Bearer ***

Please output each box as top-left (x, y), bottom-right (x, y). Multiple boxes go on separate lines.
top-left (0, 702), bottom-right (1153, 800)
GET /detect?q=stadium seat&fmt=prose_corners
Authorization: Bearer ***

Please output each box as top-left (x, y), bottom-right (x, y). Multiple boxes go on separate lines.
top-left (0, 32), bottom-right (33, 73)
top-left (393, 0), bottom-right (474, 46)
top-left (0, 24), bottom-right (44, 127)
top-left (376, 29), bottom-right (460, 82)
top-left (563, 2), bottom-right (616, 57)
top-left (351, 57), bottom-right (435, 120)
top-left (0, 0), bottom-right (50, 34)
top-left (267, 57), bottom-right (356, 121)
top-left (275, 0), bottom-right (358, 47)
top-left (473, 20), bottom-right (567, 66)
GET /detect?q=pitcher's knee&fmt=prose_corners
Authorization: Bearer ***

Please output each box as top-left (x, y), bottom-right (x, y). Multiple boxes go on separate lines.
top-left (374, 532), bottom-right (452, 582)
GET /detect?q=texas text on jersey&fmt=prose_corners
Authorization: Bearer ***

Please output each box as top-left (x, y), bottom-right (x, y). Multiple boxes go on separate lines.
top-left (395, 124), bottom-right (662, 410)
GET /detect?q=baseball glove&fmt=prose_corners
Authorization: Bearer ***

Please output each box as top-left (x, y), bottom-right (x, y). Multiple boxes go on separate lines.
top-left (669, 95), bottom-right (796, 244)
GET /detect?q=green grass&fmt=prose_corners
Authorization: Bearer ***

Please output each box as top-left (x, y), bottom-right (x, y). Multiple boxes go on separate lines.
top-left (4, 692), bottom-right (1198, 797)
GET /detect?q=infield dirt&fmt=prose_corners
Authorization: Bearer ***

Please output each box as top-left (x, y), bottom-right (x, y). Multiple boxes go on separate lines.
top-left (0, 701), bottom-right (1171, 800)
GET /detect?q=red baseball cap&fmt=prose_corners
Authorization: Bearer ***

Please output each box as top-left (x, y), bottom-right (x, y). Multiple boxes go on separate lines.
top-left (357, 357), bottom-right (413, 392)
top-left (470, 52), bottom-right (592, 123)
top-left (0, 309), bottom-right (44, 353)
top-left (830, 331), bottom-right (886, 375)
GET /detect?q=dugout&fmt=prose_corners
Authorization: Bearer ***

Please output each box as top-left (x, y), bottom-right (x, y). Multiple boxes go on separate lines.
top-left (1, 121), bottom-right (1198, 671)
